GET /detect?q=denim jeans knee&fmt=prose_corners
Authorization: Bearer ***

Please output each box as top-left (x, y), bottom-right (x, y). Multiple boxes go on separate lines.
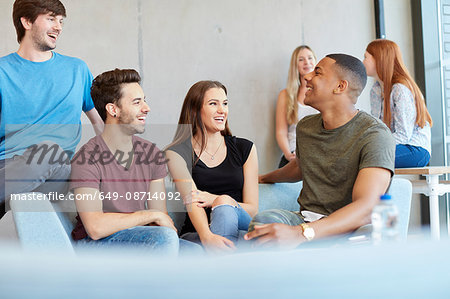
top-left (78, 226), bottom-right (179, 256)
top-left (210, 205), bottom-right (239, 243)
top-left (248, 209), bottom-right (304, 232)
top-left (210, 204), bottom-right (251, 243)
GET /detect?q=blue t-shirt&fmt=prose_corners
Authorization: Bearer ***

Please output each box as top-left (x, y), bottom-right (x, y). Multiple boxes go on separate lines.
top-left (0, 52), bottom-right (95, 159)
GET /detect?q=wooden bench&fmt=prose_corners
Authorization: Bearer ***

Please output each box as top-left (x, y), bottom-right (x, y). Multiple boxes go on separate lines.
top-left (395, 166), bottom-right (450, 240)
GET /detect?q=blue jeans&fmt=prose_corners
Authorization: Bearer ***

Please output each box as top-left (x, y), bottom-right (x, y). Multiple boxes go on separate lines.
top-left (395, 144), bottom-right (430, 168)
top-left (78, 226), bottom-right (180, 256)
top-left (210, 203), bottom-right (252, 243)
top-left (182, 204), bottom-right (252, 244)
top-left (178, 238), bottom-right (205, 255)
top-left (244, 209), bottom-right (306, 250)
top-left (248, 209), bottom-right (304, 232)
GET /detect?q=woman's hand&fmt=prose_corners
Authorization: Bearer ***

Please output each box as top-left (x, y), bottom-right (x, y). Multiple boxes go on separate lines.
top-left (284, 152), bottom-right (296, 161)
top-left (200, 232), bottom-right (236, 254)
top-left (191, 190), bottom-right (217, 208)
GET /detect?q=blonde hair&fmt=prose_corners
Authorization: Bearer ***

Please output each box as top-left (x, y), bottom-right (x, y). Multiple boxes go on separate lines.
top-left (285, 45), bottom-right (316, 125)
top-left (366, 39), bottom-right (432, 128)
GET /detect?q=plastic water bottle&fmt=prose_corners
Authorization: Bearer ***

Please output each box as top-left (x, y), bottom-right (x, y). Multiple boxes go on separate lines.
top-left (371, 194), bottom-right (399, 244)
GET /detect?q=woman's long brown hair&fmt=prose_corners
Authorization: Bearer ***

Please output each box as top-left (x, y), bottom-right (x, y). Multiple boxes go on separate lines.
top-left (168, 80), bottom-right (232, 165)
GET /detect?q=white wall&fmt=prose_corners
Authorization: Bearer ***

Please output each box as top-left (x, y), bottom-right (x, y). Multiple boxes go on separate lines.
top-left (0, 0), bottom-right (415, 173)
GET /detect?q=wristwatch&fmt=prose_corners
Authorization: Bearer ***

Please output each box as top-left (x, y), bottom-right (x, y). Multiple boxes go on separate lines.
top-left (300, 223), bottom-right (315, 241)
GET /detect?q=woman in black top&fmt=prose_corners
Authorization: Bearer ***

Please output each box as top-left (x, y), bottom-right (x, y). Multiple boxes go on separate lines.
top-left (166, 80), bottom-right (258, 254)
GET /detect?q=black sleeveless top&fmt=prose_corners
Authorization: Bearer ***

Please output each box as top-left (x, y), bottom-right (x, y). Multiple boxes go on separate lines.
top-left (170, 135), bottom-right (253, 234)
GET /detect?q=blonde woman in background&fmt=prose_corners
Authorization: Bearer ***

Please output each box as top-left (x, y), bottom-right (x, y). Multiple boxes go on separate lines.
top-left (276, 45), bottom-right (319, 168)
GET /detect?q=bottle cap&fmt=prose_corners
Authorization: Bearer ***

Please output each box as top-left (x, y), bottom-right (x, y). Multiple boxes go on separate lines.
top-left (380, 194), bottom-right (391, 200)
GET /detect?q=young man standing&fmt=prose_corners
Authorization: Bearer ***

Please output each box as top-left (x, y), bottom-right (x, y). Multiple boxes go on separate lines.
top-left (0, 0), bottom-right (103, 216)
top-left (245, 54), bottom-right (396, 248)
top-left (70, 68), bottom-right (181, 254)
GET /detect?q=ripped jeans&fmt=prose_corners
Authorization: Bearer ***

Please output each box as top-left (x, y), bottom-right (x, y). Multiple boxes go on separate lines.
top-left (209, 203), bottom-right (252, 243)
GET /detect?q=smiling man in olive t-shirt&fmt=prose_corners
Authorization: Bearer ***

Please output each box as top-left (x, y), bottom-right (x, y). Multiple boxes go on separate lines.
top-left (245, 54), bottom-right (395, 248)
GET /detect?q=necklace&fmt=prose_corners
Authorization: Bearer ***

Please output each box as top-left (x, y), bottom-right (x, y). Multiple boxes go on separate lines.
top-left (194, 138), bottom-right (224, 160)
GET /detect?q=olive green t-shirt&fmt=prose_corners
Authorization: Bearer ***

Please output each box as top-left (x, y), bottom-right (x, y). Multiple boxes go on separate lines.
top-left (295, 111), bottom-right (395, 216)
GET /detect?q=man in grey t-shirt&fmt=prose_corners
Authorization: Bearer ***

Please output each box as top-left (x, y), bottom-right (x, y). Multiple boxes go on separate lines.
top-left (245, 54), bottom-right (395, 248)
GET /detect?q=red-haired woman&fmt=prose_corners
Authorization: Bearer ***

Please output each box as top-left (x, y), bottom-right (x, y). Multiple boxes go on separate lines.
top-left (363, 39), bottom-right (432, 168)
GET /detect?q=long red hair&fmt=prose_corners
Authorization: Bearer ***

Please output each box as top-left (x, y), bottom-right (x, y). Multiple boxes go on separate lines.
top-left (366, 39), bottom-right (432, 128)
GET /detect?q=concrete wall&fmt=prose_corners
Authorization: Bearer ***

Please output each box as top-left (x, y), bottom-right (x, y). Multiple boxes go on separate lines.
top-left (0, 0), bottom-right (415, 173)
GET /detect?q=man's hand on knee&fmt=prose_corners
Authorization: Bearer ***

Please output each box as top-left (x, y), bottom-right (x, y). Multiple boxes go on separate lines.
top-left (244, 223), bottom-right (305, 249)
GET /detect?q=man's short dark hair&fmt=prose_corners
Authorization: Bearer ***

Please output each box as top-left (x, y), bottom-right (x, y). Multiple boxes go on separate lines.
top-left (91, 69), bottom-right (141, 121)
top-left (326, 54), bottom-right (367, 99)
top-left (13, 0), bottom-right (66, 43)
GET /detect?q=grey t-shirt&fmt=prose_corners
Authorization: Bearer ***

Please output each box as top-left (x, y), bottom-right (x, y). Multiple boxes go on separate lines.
top-left (295, 111), bottom-right (395, 216)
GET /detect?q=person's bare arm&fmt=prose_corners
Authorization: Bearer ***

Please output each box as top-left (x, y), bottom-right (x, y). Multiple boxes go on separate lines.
top-left (259, 157), bottom-right (303, 184)
top-left (238, 145), bottom-right (259, 217)
top-left (75, 187), bottom-right (176, 241)
top-left (85, 108), bottom-right (104, 136)
top-left (166, 150), bottom-right (235, 252)
top-left (308, 167), bottom-right (390, 237)
top-left (165, 150), bottom-right (210, 235)
top-left (246, 167), bottom-right (391, 248)
top-left (275, 90), bottom-right (296, 161)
